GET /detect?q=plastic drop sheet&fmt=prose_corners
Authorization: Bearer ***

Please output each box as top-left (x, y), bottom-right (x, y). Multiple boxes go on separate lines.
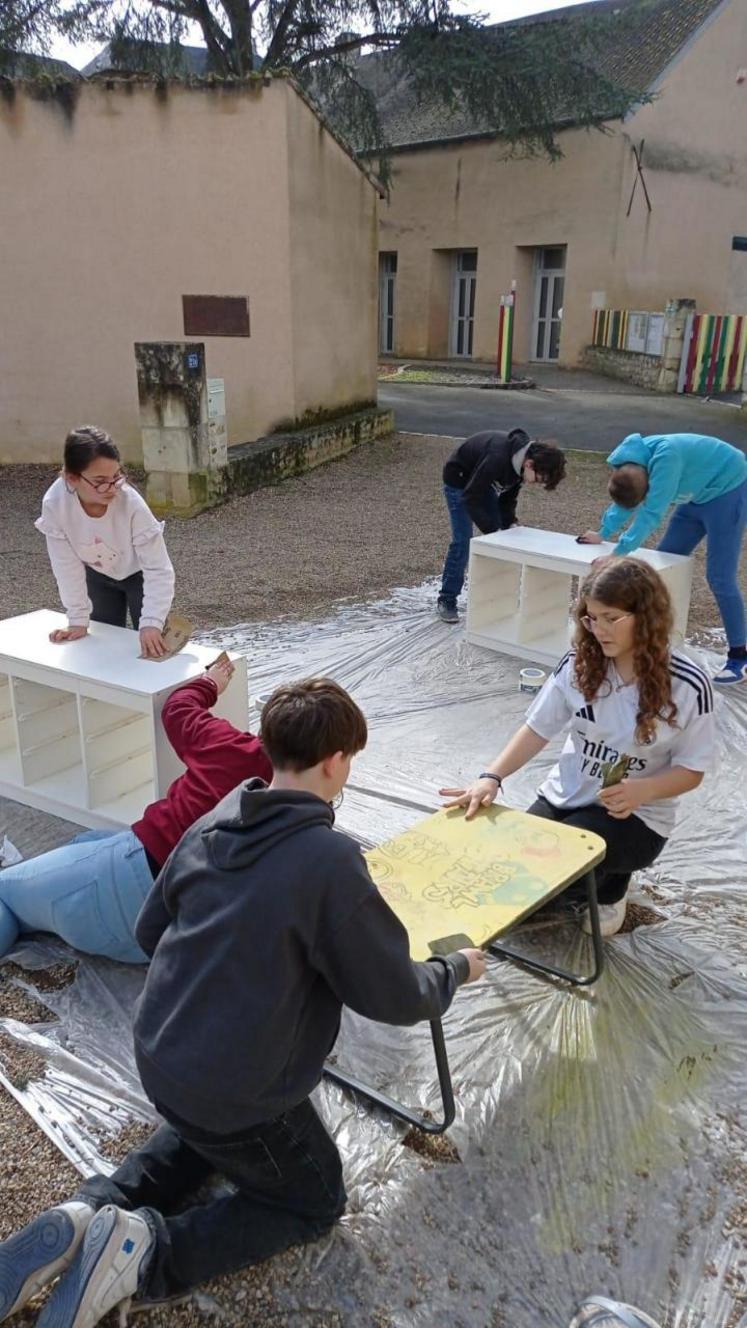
top-left (2, 582), bottom-right (747, 1328)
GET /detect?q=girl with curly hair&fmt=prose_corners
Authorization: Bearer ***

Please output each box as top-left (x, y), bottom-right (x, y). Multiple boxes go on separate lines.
top-left (441, 559), bottom-right (716, 936)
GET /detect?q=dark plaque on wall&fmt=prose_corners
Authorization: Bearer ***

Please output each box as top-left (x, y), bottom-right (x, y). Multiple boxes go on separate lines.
top-left (182, 295), bottom-right (250, 337)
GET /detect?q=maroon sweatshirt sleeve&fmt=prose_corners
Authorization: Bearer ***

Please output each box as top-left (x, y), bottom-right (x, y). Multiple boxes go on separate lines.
top-left (132, 676), bottom-right (272, 868)
top-left (161, 676), bottom-right (236, 759)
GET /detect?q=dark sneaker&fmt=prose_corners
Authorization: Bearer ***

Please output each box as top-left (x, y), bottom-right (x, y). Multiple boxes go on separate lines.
top-left (0, 1203), bottom-right (93, 1322)
top-left (436, 600), bottom-right (459, 624)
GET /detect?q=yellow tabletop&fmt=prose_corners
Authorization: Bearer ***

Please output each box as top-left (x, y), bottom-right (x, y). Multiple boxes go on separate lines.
top-left (365, 805), bottom-right (606, 961)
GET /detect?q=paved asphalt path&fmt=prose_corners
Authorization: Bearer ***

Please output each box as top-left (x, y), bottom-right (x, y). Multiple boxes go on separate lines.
top-left (378, 380), bottom-right (747, 453)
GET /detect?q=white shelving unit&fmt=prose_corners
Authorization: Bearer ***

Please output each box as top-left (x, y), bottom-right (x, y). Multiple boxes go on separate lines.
top-left (0, 610), bottom-right (248, 829)
top-left (466, 528), bottom-right (693, 666)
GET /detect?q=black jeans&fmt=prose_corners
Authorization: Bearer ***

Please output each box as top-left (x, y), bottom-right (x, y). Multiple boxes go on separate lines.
top-left (85, 566), bottom-right (144, 629)
top-left (527, 795), bottom-right (667, 905)
top-left (76, 1099), bottom-right (345, 1299)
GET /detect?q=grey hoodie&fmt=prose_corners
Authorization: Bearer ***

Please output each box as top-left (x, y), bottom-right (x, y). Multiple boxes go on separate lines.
top-left (133, 779), bottom-right (470, 1133)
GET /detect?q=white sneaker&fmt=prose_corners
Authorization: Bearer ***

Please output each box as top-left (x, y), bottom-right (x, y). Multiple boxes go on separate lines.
top-left (36, 1206), bottom-right (154, 1328)
top-left (570, 1296), bottom-right (662, 1327)
top-left (0, 1202), bottom-right (94, 1321)
top-left (581, 892), bottom-right (628, 938)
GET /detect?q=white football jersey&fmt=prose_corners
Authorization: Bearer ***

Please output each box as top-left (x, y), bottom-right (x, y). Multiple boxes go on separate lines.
top-left (525, 650), bottom-right (716, 837)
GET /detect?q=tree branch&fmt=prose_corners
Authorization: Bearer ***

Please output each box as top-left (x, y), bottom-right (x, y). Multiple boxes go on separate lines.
top-left (262, 0), bottom-right (302, 68)
top-left (221, 0), bottom-right (253, 72)
top-left (142, 0), bottom-right (232, 62)
top-left (293, 30), bottom-right (400, 72)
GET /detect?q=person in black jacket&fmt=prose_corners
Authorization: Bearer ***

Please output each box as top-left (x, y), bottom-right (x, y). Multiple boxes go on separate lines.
top-left (0, 679), bottom-right (485, 1328)
top-left (437, 429), bottom-right (566, 622)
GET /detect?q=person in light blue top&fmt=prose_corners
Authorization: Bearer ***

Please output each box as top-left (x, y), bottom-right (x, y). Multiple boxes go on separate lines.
top-left (579, 432), bottom-right (747, 684)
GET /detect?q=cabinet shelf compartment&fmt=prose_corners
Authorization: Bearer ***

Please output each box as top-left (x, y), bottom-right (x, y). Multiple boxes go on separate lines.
top-left (82, 698), bottom-right (155, 813)
top-left (14, 678), bottom-right (82, 788)
top-left (0, 674), bottom-right (20, 784)
top-left (0, 610), bottom-right (250, 829)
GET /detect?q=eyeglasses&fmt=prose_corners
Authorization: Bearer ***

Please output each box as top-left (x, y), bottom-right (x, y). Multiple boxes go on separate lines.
top-left (79, 472), bottom-right (127, 494)
top-left (580, 612), bottom-right (633, 633)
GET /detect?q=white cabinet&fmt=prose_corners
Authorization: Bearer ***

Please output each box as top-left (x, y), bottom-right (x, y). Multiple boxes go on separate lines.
top-left (0, 610), bottom-right (248, 829)
top-left (466, 528), bottom-right (693, 665)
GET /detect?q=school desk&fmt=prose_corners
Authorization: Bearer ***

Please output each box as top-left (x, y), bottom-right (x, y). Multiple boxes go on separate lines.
top-left (324, 803), bottom-right (606, 1133)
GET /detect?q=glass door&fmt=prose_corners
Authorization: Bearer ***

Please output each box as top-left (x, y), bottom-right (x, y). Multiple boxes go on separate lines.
top-left (449, 250), bottom-right (478, 357)
top-left (378, 253), bottom-right (397, 354)
top-left (531, 247), bottom-right (565, 361)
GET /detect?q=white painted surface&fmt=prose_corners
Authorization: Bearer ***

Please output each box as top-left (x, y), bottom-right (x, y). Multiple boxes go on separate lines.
top-left (0, 610), bottom-right (248, 829)
top-left (466, 528), bottom-right (693, 664)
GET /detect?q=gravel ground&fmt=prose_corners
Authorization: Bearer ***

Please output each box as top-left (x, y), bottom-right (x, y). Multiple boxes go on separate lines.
top-left (0, 436), bottom-right (743, 639)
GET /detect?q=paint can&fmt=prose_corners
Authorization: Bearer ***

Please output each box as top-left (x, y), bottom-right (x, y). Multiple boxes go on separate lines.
top-left (519, 667), bottom-right (546, 694)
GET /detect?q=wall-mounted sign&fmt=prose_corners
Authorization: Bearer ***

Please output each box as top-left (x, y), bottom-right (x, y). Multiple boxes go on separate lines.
top-left (182, 295), bottom-right (250, 337)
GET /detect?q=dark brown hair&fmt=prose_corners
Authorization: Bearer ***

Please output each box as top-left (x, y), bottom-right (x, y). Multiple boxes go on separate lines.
top-left (261, 677), bottom-right (368, 771)
top-left (608, 463), bottom-right (649, 509)
top-left (573, 558), bottom-right (677, 744)
top-left (64, 426), bottom-right (120, 475)
top-left (527, 440), bottom-right (566, 491)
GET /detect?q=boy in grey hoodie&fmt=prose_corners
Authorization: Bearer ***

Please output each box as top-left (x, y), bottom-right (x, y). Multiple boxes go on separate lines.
top-left (0, 678), bottom-right (484, 1328)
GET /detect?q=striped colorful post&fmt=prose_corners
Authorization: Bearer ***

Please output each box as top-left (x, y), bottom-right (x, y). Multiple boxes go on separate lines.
top-left (496, 292), bottom-right (515, 382)
top-left (591, 309), bottom-right (628, 351)
top-left (679, 313), bottom-right (747, 393)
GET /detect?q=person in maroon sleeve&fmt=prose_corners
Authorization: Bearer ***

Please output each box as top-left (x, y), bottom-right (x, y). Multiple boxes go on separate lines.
top-left (0, 679), bottom-right (484, 1328)
top-left (0, 657), bottom-right (271, 963)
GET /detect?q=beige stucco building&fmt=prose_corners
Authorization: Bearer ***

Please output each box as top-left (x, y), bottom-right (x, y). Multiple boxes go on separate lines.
top-left (371, 0), bottom-right (747, 369)
top-left (1, 76), bottom-right (379, 463)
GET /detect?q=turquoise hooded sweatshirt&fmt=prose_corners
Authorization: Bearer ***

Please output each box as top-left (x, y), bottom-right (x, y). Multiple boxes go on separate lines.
top-left (600, 433), bottom-right (747, 555)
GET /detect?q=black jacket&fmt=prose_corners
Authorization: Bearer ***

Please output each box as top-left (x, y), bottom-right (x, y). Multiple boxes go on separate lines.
top-left (442, 429), bottom-right (531, 532)
top-left (133, 780), bottom-right (469, 1133)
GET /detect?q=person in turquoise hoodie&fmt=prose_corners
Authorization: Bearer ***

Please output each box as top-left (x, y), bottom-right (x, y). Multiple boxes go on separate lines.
top-left (579, 432), bottom-right (747, 684)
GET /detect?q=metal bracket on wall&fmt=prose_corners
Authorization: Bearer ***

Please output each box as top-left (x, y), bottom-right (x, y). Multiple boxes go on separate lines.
top-left (627, 139), bottom-right (653, 217)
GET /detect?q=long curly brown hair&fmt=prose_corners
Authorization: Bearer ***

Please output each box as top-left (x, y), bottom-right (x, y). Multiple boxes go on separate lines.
top-left (573, 558), bottom-right (677, 744)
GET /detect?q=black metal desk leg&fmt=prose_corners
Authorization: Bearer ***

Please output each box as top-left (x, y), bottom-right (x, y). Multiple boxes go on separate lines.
top-left (323, 1017), bottom-right (455, 1135)
top-left (488, 868), bottom-right (605, 987)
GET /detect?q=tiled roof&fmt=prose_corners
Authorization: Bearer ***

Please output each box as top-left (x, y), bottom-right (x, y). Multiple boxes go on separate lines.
top-left (2, 50), bottom-right (80, 79)
top-left (83, 42), bottom-right (212, 77)
top-left (356, 0), bottom-right (726, 150)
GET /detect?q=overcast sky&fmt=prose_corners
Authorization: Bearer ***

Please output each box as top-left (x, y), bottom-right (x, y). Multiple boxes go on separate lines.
top-left (49, 0), bottom-right (595, 70)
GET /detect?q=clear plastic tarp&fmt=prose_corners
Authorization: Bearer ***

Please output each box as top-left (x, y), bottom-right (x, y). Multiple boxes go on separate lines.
top-left (2, 582), bottom-right (747, 1327)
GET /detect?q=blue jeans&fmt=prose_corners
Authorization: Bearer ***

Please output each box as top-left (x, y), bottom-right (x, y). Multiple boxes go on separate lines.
top-left (440, 484), bottom-right (505, 603)
top-left (77, 1099), bottom-right (346, 1297)
top-left (657, 478), bottom-right (747, 647)
top-left (0, 829), bottom-right (152, 963)
top-left (439, 485), bottom-right (473, 604)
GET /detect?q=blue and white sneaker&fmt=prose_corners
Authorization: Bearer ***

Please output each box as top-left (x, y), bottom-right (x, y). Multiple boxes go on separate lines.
top-left (713, 658), bottom-right (747, 685)
top-left (570, 1296), bottom-right (662, 1327)
top-left (0, 1203), bottom-right (93, 1321)
top-left (36, 1206), bottom-right (153, 1328)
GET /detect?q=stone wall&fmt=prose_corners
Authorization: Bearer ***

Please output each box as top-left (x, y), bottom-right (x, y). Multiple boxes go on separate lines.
top-left (579, 346), bottom-right (662, 389)
top-left (226, 407), bottom-right (394, 499)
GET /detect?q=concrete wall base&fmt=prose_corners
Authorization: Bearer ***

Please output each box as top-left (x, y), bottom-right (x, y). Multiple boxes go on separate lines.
top-left (147, 406), bottom-right (394, 516)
